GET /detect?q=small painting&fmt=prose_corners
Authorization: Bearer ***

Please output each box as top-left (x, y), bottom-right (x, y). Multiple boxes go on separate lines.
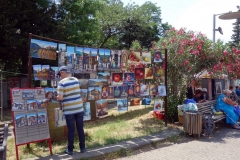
top-left (78, 79), bottom-right (88, 89)
top-left (128, 51), bottom-right (141, 63)
top-left (88, 87), bottom-right (101, 100)
top-left (97, 71), bottom-right (111, 79)
top-left (140, 84), bottom-right (149, 96)
top-left (41, 80), bottom-right (48, 87)
top-left (33, 65), bottom-right (42, 80)
top-left (22, 90), bottom-right (35, 99)
top-left (121, 85), bottom-right (128, 98)
top-left (135, 84), bottom-right (141, 97)
top-left (141, 98), bottom-right (152, 105)
top-left (154, 99), bottom-right (164, 111)
top-left (37, 111), bottom-right (47, 124)
top-left (123, 72), bottom-right (134, 85)
top-left (26, 100), bottom-right (37, 110)
top-left (45, 87), bottom-right (58, 102)
top-left (75, 46), bottom-right (83, 73)
top-left (81, 89), bottom-right (88, 102)
top-left (96, 99), bottom-right (108, 117)
top-left (15, 114), bottom-right (27, 127)
top-left (215, 82), bottom-right (222, 94)
top-left (50, 66), bottom-right (59, 80)
top-left (12, 89), bottom-right (21, 97)
top-left (142, 51), bottom-right (151, 64)
top-left (58, 43), bottom-right (67, 67)
top-left (158, 85), bottom-right (167, 96)
top-left (112, 73), bottom-right (123, 85)
top-left (117, 99), bottom-right (128, 112)
top-left (149, 84), bottom-right (158, 96)
top-left (111, 50), bottom-right (121, 69)
top-left (114, 86), bottom-right (122, 98)
top-left (153, 51), bottom-right (162, 63)
top-left (83, 102), bottom-right (91, 121)
top-left (98, 49), bottom-right (111, 70)
top-left (88, 79), bottom-right (108, 87)
top-left (27, 113), bottom-right (38, 126)
top-left (134, 68), bottom-right (145, 80)
top-left (41, 65), bottom-right (51, 80)
top-left (108, 86), bottom-right (114, 99)
top-left (36, 88), bottom-right (44, 95)
top-left (128, 84), bottom-right (135, 97)
top-left (121, 50), bottom-right (129, 69)
top-left (101, 86), bottom-right (108, 99)
top-left (12, 102), bottom-right (24, 111)
top-left (130, 98), bottom-right (141, 106)
top-left (145, 68), bottom-right (153, 79)
top-left (37, 99), bottom-right (48, 109)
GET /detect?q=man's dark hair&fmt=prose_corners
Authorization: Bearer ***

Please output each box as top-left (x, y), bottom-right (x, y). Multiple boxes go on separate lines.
top-left (236, 86), bottom-right (239, 89)
top-left (229, 86), bottom-right (234, 90)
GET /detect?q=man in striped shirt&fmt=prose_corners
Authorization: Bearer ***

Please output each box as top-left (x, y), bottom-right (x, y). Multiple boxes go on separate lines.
top-left (57, 66), bottom-right (86, 155)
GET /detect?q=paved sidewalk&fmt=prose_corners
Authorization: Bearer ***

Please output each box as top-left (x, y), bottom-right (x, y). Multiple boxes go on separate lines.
top-left (26, 128), bottom-right (183, 160)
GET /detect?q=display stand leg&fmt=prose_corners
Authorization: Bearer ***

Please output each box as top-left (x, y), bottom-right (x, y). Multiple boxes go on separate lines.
top-left (27, 144), bottom-right (30, 149)
top-left (16, 145), bottom-right (19, 160)
top-left (48, 139), bottom-right (53, 155)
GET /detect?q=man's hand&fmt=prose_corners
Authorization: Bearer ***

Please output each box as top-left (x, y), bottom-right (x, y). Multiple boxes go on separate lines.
top-left (57, 94), bottom-right (63, 101)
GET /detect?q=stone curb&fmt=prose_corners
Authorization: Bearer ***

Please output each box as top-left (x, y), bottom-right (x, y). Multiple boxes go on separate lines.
top-left (26, 128), bottom-right (183, 160)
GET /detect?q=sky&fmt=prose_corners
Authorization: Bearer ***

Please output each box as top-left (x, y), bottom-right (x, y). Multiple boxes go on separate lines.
top-left (121, 0), bottom-right (240, 43)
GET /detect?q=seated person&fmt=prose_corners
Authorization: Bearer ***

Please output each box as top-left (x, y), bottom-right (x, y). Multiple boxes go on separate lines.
top-left (216, 89), bottom-right (240, 129)
top-left (193, 89), bottom-right (206, 103)
top-left (229, 86), bottom-right (238, 102)
top-left (235, 86), bottom-right (240, 96)
top-left (200, 88), bottom-right (208, 100)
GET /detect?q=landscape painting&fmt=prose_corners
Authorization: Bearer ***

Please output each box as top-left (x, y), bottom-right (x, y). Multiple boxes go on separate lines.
top-left (117, 99), bottom-right (128, 112)
top-left (15, 113), bottom-right (27, 127)
top-left (27, 113), bottom-right (38, 126)
top-left (88, 79), bottom-right (108, 87)
top-left (96, 99), bottom-right (108, 117)
top-left (111, 50), bottom-right (121, 69)
top-left (41, 65), bottom-right (50, 80)
top-left (98, 49), bottom-right (111, 70)
top-left (97, 71), bottom-right (111, 79)
top-left (81, 89), bottom-right (88, 102)
top-left (58, 43), bottom-right (67, 67)
top-left (37, 111), bottom-right (47, 124)
top-left (75, 47), bottom-right (83, 73)
top-left (83, 102), bottom-right (91, 121)
top-left (88, 87), bottom-right (101, 100)
top-left (33, 65), bottom-right (42, 80)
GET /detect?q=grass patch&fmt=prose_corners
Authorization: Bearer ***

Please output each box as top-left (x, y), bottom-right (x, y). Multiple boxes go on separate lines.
top-left (7, 104), bottom-right (171, 160)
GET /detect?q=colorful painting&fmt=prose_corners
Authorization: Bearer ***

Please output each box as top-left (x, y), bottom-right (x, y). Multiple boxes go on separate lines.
top-left (45, 87), bottom-right (58, 102)
top-left (78, 79), bottom-right (88, 89)
top-left (98, 49), bottom-right (111, 70)
top-left (83, 102), bottom-right (91, 121)
top-left (88, 87), bottom-right (101, 100)
top-left (135, 84), bottom-right (141, 97)
top-left (50, 66), bottom-right (58, 80)
top-left (117, 99), bottom-right (128, 112)
top-left (15, 114), bottom-right (27, 127)
top-left (108, 86), bottom-right (114, 99)
top-left (215, 82), bottom-right (222, 94)
top-left (130, 98), bottom-right (141, 106)
top-left (36, 99), bottom-right (48, 109)
top-left (128, 84), bottom-right (135, 97)
top-left (41, 80), bottom-right (48, 87)
top-left (30, 38), bottom-right (57, 60)
top-left (75, 47), bottom-right (83, 73)
top-left (142, 98), bottom-right (152, 105)
top-left (128, 51), bottom-right (141, 63)
top-left (140, 84), bottom-right (150, 96)
top-left (112, 73), bottom-right (123, 85)
top-left (12, 102), bottom-right (24, 111)
top-left (123, 72), bottom-right (134, 85)
top-left (114, 86), bottom-right (122, 98)
top-left (26, 100), bottom-right (37, 110)
top-left (134, 68), bottom-right (145, 80)
top-left (101, 86), bottom-right (108, 99)
top-left (158, 85), bottom-right (167, 96)
top-left (81, 89), bottom-right (88, 102)
top-left (27, 113), bottom-right (38, 126)
top-left (12, 89), bottom-right (21, 97)
top-left (121, 50), bottom-right (129, 69)
top-left (58, 43), bottom-right (67, 67)
top-left (111, 50), bottom-right (121, 69)
top-left (121, 85), bottom-right (128, 98)
top-left (33, 65), bottom-right (42, 80)
top-left (96, 99), bottom-right (108, 117)
top-left (37, 111), bottom-right (47, 124)
top-left (153, 51), bottom-right (162, 63)
top-left (149, 84), bottom-right (158, 96)
top-left (91, 48), bottom-right (98, 56)
top-left (97, 71), bottom-right (111, 79)
top-left (41, 65), bottom-right (51, 80)
top-left (142, 51), bottom-right (151, 64)
top-left (88, 79), bottom-right (108, 87)
top-left (145, 68), bottom-right (153, 79)
top-left (66, 46), bottom-right (75, 72)
top-left (154, 99), bottom-right (164, 111)
top-left (22, 90), bottom-right (35, 99)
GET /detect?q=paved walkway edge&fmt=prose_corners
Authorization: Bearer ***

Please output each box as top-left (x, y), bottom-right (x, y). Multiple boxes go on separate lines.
top-left (27, 128), bottom-right (183, 160)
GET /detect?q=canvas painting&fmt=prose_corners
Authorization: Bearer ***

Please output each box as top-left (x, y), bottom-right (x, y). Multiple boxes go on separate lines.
top-left (112, 73), bottom-right (123, 85)
top-left (153, 51), bottom-right (163, 63)
top-left (145, 68), bottom-right (153, 79)
top-left (37, 111), bottom-right (47, 124)
top-left (50, 66), bottom-right (59, 80)
top-left (158, 85), bottom-right (167, 96)
top-left (141, 98), bottom-right (152, 105)
top-left (27, 113), bottom-right (38, 126)
top-left (117, 99), bottom-right (128, 112)
top-left (154, 99), bottom-right (164, 111)
top-left (66, 46), bottom-right (75, 72)
top-left (149, 84), bottom-right (158, 96)
top-left (128, 84), bottom-right (135, 97)
top-left (128, 51), bottom-right (141, 64)
top-left (12, 89), bottom-right (21, 97)
top-left (97, 71), bottom-right (111, 79)
top-left (41, 65), bottom-right (51, 80)
top-left (121, 50), bottom-right (129, 69)
top-left (88, 87), bottom-right (101, 100)
top-left (142, 51), bottom-right (151, 64)
top-left (135, 84), bottom-right (141, 97)
top-left (41, 80), bottom-right (48, 87)
top-left (123, 72), bottom-right (134, 85)
top-left (78, 79), bottom-right (88, 89)
top-left (30, 38), bottom-right (57, 60)
top-left (114, 86), bottom-right (122, 98)
top-left (130, 98), bottom-right (141, 106)
top-left (96, 99), bottom-right (108, 117)
top-left (58, 43), bottom-right (67, 67)
top-left (75, 47), bottom-right (83, 73)
top-left (111, 50), bottom-right (121, 69)
top-left (15, 114), bottom-right (27, 127)
top-left (140, 84), bottom-right (150, 96)
top-left (91, 48), bottom-right (98, 56)
top-left (215, 82), bottom-right (222, 94)
top-left (98, 49), bottom-right (111, 70)
top-left (33, 65), bottom-right (42, 80)
top-left (108, 86), bottom-right (114, 99)
top-left (36, 99), bottom-right (48, 109)
top-left (26, 100), bottom-right (37, 110)
top-left (88, 56), bottom-right (98, 73)
top-left (36, 88), bottom-right (45, 96)
top-left (45, 87), bottom-right (58, 102)
top-left (12, 102), bottom-right (24, 111)
top-left (83, 102), bottom-right (91, 121)
top-left (134, 68), bottom-right (145, 80)
top-left (22, 90), bottom-right (35, 99)
top-left (121, 85), bottom-right (128, 98)
top-left (81, 89), bottom-right (88, 102)
top-left (101, 86), bottom-right (108, 99)
top-left (88, 79), bottom-right (108, 87)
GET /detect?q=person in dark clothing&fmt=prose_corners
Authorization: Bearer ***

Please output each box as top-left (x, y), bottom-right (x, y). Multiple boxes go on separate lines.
top-left (193, 89), bottom-right (206, 103)
top-left (186, 86), bottom-right (194, 99)
top-left (235, 86), bottom-right (240, 96)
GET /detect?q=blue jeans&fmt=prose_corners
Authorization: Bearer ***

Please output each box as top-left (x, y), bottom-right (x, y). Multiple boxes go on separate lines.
top-left (65, 112), bottom-right (85, 151)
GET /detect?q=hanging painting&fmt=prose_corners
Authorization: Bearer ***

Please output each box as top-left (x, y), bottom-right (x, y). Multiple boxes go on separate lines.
top-left (154, 99), bottom-right (164, 111)
top-left (142, 51), bottom-right (151, 64)
top-left (58, 43), bottom-right (67, 67)
top-left (145, 68), bottom-right (153, 79)
top-left (117, 98), bottom-right (128, 112)
top-left (153, 51), bottom-right (162, 63)
top-left (112, 73), bottom-right (123, 85)
top-left (123, 72), bottom-right (135, 85)
top-left (96, 100), bottom-right (108, 117)
top-left (83, 102), bottom-right (91, 121)
top-left (134, 68), bottom-right (145, 80)
top-left (158, 85), bottom-right (167, 96)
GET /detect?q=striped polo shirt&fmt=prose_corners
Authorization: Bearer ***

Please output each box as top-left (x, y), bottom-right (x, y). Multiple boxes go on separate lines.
top-left (57, 77), bottom-right (83, 115)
